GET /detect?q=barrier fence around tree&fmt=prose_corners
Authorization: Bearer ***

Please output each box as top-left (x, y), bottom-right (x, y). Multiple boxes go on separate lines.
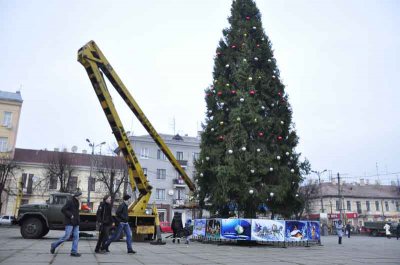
top-left (192, 219), bottom-right (321, 246)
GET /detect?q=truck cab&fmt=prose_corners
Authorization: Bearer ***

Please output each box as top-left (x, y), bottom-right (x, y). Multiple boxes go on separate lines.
top-left (17, 193), bottom-right (96, 239)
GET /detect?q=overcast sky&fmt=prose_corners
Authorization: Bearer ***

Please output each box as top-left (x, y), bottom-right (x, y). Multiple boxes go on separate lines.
top-left (1, 0), bottom-right (399, 184)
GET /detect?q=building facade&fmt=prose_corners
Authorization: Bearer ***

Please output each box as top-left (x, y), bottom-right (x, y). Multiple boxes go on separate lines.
top-left (306, 179), bottom-right (400, 229)
top-left (0, 90), bottom-right (23, 157)
top-left (1, 148), bottom-right (125, 216)
top-left (129, 133), bottom-right (200, 224)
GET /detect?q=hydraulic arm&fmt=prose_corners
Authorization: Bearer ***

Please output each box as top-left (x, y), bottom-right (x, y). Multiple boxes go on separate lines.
top-left (77, 41), bottom-right (195, 215)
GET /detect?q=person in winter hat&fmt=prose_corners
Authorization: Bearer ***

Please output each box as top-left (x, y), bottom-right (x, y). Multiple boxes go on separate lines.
top-left (103, 194), bottom-right (136, 254)
top-left (95, 194), bottom-right (113, 253)
top-left (336, 220), bottom-right (344, 244)
top-left (50, 191), bottom-right (82, 257)
top-left (171, 212), bottom-right (183, 243)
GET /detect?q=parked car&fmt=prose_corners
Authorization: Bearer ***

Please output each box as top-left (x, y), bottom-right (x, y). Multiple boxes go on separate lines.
top-left (160, 221), bottom-right (173, 233)
top-left (0, 215), bottom-right (16, 225)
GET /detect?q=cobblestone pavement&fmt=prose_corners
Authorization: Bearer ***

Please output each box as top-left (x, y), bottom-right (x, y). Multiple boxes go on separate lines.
top-left (0, 226), bottom-right (399, 265)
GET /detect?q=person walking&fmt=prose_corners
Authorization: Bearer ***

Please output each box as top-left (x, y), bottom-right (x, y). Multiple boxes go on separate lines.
top-left (383, 223), bottom-right (391, 239)
top-left (95, 195), bottom-right (113, 253)
top-left (336, 220), bottom-right (344, 244)
top-left (171, 212), bottom-right (183, 243)
top-left (50, 191), bottom-right (82, 257)
top-left (103, 194), bottom-right (136, 254)
top-left (396, 223), bottom-right (400, 240)
top-left (183, 219), bottom-right (192, 244)
top-left (345, 222), bottom-right (351, 238)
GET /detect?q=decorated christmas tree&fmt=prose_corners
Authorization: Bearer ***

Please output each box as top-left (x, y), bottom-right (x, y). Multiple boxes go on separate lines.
top-left (195, 0), bottom-right (310, 218)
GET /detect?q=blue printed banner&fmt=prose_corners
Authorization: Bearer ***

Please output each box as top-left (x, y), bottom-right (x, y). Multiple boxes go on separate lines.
top-left (220, 219), bottom-right (252, 240)
top-left (205, 219), bottom-right (221, 239)
top-left (285, 221), bottom-right (309, 241)
top-left (251, 219), bottom-right (285, 241)
top-left (307, 221), bottom-right (320, 241)
top-left (193, 219), bottom-right (206, 237)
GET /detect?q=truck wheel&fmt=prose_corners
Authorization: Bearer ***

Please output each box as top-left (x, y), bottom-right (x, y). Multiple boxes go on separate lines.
top-left (41, 226), bottom-right (50, 238)
top-left (21, 217), bottom-right (44, 239)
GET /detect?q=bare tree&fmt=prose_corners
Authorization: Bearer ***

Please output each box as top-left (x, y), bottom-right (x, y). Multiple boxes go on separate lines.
top-left (294, 179), bottom-right (319, 219)
top-left (44, 151), bottom-right (78, 193)
top-left (94, 155), bottom-right (127, 206)
top-left (0, 156), bottom-right (18, 212)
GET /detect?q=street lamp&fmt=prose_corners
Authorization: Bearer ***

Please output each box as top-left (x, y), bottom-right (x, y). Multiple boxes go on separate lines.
top-left (311, 169), bottom-right (327, 213)
top-left (86, 139), bottom-right (106, 205)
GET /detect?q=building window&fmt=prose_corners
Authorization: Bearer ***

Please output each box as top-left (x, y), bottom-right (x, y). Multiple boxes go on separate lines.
top-left (2, 111), bottom-right (12, 127)
top-left (89, 177), bottom-right (95, 192)
top-left (140, 148), bottom-right (149, 159)
top-left (347, 201), bottom-right (351, 211)
top-left (21, 173), bottom-right (27, 188)
top-left (157, 169), bottom-right (166, 179)
top-left (49, 175), bottom-right (58, 190)
top-left (335, 200), bottom-right (340, 211)
top-left (176, 188), bottom-right (186, 200)
top-left (142, 168), bottom-right (147, 175)
top-left (156, 189), bottom-right (165, 200)
top-left (366, 201), bottom-right (370, 211)
top-left (0, 137), bottom-right (8, 152)
top-left (375, 201), bottom-right (380, 211)
top-left (67, 176), bottom-right (78, 191)
top-left (385, 201), bottom-right (389, 212)
top-left (157, 150), bottom-right (166, 160)
top-left (192, 152), bottom-right (200, 161)
top-left (176, 151), bottom-right (184, 160)
top-left (27, 174), bottom-right (34, 194)
top-left (356, 201), bottom-right (361, 214)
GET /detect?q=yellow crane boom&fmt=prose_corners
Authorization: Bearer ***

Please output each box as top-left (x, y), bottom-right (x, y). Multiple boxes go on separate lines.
top-left (77, 41), bottom-right (196, 216)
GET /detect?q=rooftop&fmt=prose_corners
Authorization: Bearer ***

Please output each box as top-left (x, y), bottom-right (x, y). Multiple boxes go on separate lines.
top-left (317, 182), bottom-right (400, 199)
top-left (14, 148), bottom-right (125, 168)
top-left (130, 133), bottom-right (200, 146)
top-left (0, 90), bottom-right (23, 103)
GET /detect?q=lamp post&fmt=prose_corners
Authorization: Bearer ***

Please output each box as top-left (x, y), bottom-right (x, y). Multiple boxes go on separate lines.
top-left (311, 169), bottom-right (327, 213)
top-left (86, 139), bottom-right (106, 205)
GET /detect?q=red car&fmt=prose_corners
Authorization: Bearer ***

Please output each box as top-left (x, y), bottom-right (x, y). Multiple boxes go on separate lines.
top-left (160, 221), bottom-right (173, 233)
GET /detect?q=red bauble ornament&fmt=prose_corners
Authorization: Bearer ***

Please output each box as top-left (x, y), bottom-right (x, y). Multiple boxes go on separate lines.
top-left (258, 132), bottom-right (264, 137)
top-left (246, 16), bottom-right (250, 20)
top-left (216, 52), bottom-right (222, 56)
top-left (249, 90), bottom-right (256, 96)
top-left (217, 91), bottom-right (223, 96)
top-left (231, 90), bottom-right (237, 95)
top-left (278, 136), bottom-right (283, 141)
top-left (206, 93), bottom-right (212, 97)
top-left (218, 135), bottom-right (224, 141)
top-left (256, 44), bottom-right (260, 48)
top-left (278, 92), bottom-right (282, 97)
top-left (231, 45), bottom-right (236, 49)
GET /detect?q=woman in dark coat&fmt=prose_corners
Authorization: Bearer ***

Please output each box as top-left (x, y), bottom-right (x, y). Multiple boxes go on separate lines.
top-left (95, 195), bottom-right (113, 253)
top-left (171, 212), bottom-right (183, 243)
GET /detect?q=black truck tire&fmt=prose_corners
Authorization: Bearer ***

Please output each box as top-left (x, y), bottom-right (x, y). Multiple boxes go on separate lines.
top-left (21, 217), bottom-right (44, 239)
top-left (40, 226), bottom-right (50, 238)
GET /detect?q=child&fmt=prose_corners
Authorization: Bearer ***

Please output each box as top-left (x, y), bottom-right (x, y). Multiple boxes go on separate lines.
top-left (184, 219), bottom-right (193, 244)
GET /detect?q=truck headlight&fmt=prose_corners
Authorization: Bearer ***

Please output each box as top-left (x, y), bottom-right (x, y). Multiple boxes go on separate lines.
top-left (145, 209), bottom-right (152, 215)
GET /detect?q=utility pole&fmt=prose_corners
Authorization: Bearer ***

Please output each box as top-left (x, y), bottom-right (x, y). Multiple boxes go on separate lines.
top-left (337, 172), bottom-right (342, 221)
top-left (312, 169), bottom-right (327, 213)
top-left (86, 139), bottom-right (106, 206)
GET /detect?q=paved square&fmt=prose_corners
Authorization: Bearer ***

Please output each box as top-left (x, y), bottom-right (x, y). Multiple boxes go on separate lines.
top-left (0, 227), bottom-right (399, 265)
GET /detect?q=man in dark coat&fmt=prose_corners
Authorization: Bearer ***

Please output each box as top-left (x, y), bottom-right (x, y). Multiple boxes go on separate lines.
top-left (345, 222), bottom-right (351, 238)
top-left (95, 195), bottom-right (113, 253)
top-left (50, 191), bottom-right (82, 257)
top-left (171, 212), bottom-right (183, 243)
top-left (103, 194), bottom-right (136, 254)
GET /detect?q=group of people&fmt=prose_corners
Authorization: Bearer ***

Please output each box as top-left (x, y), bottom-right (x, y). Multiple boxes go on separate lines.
top-left (336, 219), bottom-right (400, 244)
top-left (171, 212), bottom-right (193, 244)
top-left (50, 192), bottom-right (135, 257)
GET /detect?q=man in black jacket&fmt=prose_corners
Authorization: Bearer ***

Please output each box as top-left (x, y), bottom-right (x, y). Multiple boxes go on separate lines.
top-left (50, 191), bottom-right (82, 257)
top-left (103, 194), bottom-right (136, 254)
top-left (95, 194), bottom-right (112, 253)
